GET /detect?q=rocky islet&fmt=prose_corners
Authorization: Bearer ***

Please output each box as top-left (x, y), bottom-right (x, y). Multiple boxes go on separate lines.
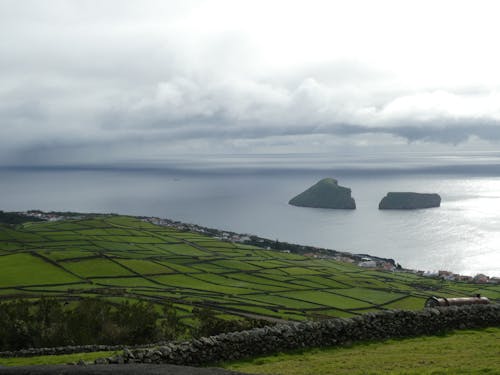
top-left (378, 192), bottom-right (441, 210)
top-left (289, 179), bottom-right (440, 210)
top-left (289, 178), bottom-right (356, 209)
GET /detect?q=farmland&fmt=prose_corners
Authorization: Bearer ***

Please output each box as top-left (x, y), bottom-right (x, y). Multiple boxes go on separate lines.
top-left (0, 215), bottom-right (499, 325)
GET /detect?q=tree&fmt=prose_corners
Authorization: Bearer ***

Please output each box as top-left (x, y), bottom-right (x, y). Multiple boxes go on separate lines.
top-left (33, 298), bottom-right (67, 347)
top-left (114, 301), bottom-right (160, 344)
top-left (0, 300), bottom-right (34, 350)
top-left (67, 298), bottom-right (113, 344)
top-left (160, 302), bottom-right (185, 340)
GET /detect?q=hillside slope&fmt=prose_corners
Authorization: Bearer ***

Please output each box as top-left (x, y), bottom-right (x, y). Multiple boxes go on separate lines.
top-left (0, 216), bottom-right (498, 324)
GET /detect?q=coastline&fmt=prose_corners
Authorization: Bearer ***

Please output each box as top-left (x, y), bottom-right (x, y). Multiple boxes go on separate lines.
top-left (14, 210), bottom-right (499, 284)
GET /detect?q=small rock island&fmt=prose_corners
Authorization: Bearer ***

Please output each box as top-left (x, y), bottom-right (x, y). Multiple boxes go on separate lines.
top-left (289, 178), bottom-right (356, 209)
top-left (378, 192), bottom-right (441, 209)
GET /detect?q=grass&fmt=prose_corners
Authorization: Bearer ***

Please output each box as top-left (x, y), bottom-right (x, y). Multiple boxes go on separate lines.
top-left (92, 277), bottom-right (161, 288)
top-left (0, 215), bottom-right (499, 372)
top-left (290, 276), bottom-right (347, 289)
top-left (0, 215), bottom-right (498, 325)
top-left (333, 287), bottom-right (405, 305)
top-left (0, 351), bottom-right (117, 367)
top-left (384, 296), bottom-right (427, 309)
top-left (63, 258), bottom-right (134, 278)
top-left (0, 253), bottom-right (81, 287)
top-left (278, 290), bottom-right (372, 309)
top-left (164, 244), bottom-right (209, 256)
top-left (243, 294), bottom-right (322, 309)
top-left (224, 327), bottom-right (500, 375)
top-left (44, 249), bottom-right (94, 261)
top-left (114, 259), bottom-right (172, 274)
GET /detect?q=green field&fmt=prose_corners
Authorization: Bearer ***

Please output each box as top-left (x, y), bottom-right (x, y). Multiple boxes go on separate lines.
top-left (0, 215), bottom-right (498, 324)
top-left (224, 327), bottom-right (500, 375)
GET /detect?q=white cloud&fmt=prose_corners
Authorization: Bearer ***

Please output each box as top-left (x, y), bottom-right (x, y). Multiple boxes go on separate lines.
top-left (378, 91), bottom-right (500, 123)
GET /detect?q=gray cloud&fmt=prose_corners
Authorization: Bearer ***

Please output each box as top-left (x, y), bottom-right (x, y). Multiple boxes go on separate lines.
top-left (98, 77), bottom-right (500, 145)
top-left (330, 121), bottom-right (500, 145)
top-left (2, 1), bottom-right (500, 165)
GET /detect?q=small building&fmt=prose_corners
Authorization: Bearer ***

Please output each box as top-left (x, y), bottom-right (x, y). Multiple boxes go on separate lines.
top-left (359, 260), bottom-right (377, 268)
top-left (382, 262), bottom-right (396, 271)
top-left (474, 274), bottom-right (489, 284)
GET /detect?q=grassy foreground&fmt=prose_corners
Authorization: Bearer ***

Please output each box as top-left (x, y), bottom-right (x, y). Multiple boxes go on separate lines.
top-left (224, 327), bottom-right (500, 375)
top-left (0, 351), bottom-right (117, 367)
top-left (2, 328), bottom-right (498, 372)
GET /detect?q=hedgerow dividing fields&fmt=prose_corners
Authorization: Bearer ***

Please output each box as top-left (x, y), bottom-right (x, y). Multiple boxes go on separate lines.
top-left (0, 216), bottom-right (498, 324)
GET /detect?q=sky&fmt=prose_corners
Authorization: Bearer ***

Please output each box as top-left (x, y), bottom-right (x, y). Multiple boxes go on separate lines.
top-left (2, 0), bottom-right (500, 165)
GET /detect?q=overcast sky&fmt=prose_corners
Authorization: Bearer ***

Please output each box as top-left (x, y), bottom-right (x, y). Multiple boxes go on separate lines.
top-left (2, 0), bottom-right (500, 165)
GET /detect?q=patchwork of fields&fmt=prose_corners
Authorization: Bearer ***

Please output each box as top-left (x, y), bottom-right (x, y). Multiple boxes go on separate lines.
top-left (0, 216), bottom-right (499, 324)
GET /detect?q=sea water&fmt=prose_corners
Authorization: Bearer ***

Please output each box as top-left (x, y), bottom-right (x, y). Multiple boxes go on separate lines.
top-left (1, 152), bottom-right (499, 277)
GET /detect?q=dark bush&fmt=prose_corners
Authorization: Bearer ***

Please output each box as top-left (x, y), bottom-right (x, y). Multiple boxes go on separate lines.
top-left (0, 298), bottom-right (267, 351)
top-left (0, 298), bottom-right (163, 350)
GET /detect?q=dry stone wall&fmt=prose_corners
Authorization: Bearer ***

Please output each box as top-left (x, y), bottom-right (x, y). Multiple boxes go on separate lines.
top-left (118, 304), bottom-right (500, 366)
top-left (1, 305), bottom-right (498, 365)
top-left (0, 342), bottom-right (167, 359)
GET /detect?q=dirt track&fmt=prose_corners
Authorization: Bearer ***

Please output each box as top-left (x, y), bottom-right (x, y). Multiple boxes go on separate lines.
top-left (0, 364), bottom-right (248, 375)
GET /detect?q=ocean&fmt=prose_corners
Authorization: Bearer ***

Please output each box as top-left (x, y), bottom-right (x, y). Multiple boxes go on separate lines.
top-left (1, 152), bottom-right (499, 277)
